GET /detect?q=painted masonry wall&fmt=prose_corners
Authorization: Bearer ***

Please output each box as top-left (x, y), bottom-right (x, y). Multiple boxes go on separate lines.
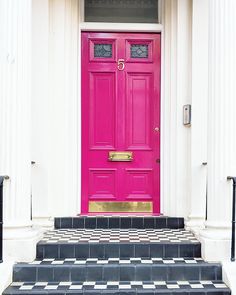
top-left (31, 0), bottom-right (194, 221)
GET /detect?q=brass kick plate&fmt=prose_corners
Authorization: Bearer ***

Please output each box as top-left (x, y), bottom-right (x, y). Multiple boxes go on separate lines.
top-left (89, 201), bottom-right (153, 213)
top-left (108, 151), bottom-right (133, 162)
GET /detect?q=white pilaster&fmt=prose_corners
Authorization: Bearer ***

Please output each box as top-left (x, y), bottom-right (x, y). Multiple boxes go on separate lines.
top-left (186, 0), bottom-right (208, 232)
top-left (0, 0), bottom-right (41, 262)
top-left (199, 0), bottom-right (236, 261)
top-left (162, 0), bottom-right (192, 217)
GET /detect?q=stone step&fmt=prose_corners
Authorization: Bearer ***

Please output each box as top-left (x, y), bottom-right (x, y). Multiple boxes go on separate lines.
top-left (3, 280), bottom-right (230, 295)
top-left (36, 229), bottom-right (201, 259)
top-left (13, 259), bottom-right (222, 282)
top-left (55, 216), bottom-right (184, 229)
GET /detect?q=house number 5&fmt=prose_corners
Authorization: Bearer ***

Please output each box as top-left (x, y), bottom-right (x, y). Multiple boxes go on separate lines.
top-left (117, 59), bottom-right (125, 71)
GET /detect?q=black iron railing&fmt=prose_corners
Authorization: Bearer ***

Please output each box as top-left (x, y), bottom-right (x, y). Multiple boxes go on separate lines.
top-left (227, 176), bottom-right (236, 262)
top-left (0, 175), bottom-right (9, 263)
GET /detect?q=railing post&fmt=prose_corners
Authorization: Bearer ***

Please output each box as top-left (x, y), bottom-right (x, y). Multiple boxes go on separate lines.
top-left (0, 176), bottom-right (4, 263)
top-left (227, 176), bottom-right (236, 262)
top-left (0, 175), bottom-right (9, 263)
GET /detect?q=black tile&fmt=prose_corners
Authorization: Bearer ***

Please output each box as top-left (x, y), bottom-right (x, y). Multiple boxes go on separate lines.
top-left (216, 265), bottom-right (222, 280)
top-left (85, 217), bottom-right (96, 229)
top-left (151, 265), bottom-right (167, 281)
top-left (120, 217), bottom-right (132, 229)
top-left (36, 245), bottom-right (44, 258)
top-left (167, 217), bottom-right (179, 229)
top-left (201, 265), bottom-right (217, 280)
top-left (168, 265), bottom-right (185, 281)
top-left (155, 217), bottom-right (167, 229)
top-left (96, 217), bottom-right (109, 229)
top-left (37, 267), bottom-right (54, 281)
top-left (144, 217), bottom-right (155, 228)
top-left (44, 245), bottom-right (59, 259)
top-left (71, 266), bottom-right (86, 281)
top-left (75, 244), bottom-right (89, 258)
top-left (103, 265), bottom-right (120, 281)
top-left (179, 244), bottom-right (194, 257)
top-left (86, 265), bottom-right (103, 281)
top-left (105, 244), bottom-right (120, 258)
top-left (108, 217), bottom-right (120, 228)
top-left (150, 244), bottom-right (164, 258)
top-left (120, 265), bottom-right (135, 281)
top-left (137, 291), bottom-right (154, 295)
top-left (60, 218), bottom-right (73, 229)
top-left (194, 243), bottom-right (202, 257)
top-left (135, 244), bottom-right (150, 258)
top-left (178, 218), bottom-right (185, 228)
top-left (131, 217), bottom-right (144, 229)
top-left (164, 244), bottom-right (179, 258)
top-left (13, 266), bottom-right (36, 282)
top-left (54, 218), bottom-right (61, 229)
top-left (90, 244), bottom-right (105, 258)
top-left (136, 265), bottom-right (151, 280)
top-left (120, 244), bottom-right (134, 258)
top-left (54, 266), bottom-right (70, 281)
top-left (72, 217), bottom-right (85, 229)
top-left (184, 265), bottom-right (200, 280)
top-left (59, 244), bottom-right (75, 258)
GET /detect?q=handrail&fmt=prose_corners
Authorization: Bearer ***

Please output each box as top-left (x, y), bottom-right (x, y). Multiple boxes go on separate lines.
top-left (227, 176), bottom-right (236, 262)
top-left (0, 175), bottom-right (9, 263)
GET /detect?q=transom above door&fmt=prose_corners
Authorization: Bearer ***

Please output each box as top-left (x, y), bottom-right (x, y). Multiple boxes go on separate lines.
top-left (82, 32), bottom-right (161, 214)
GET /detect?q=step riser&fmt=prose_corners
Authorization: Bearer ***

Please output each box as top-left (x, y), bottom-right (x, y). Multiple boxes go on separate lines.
top-left (37, 243), bottom-right (201, 259)
top-left (55, 217), bottom-right (184, 230)
top-left (13, 264), bottom-right (222, 282)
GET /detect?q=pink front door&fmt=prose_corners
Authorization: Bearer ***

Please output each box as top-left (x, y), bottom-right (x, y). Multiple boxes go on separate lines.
top-left (82, 32), bottom-right (161, 214)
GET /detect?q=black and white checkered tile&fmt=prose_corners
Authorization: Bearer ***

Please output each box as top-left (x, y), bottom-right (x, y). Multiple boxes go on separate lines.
top-left (40, 229), bottom-right (199, 244)
top-left (29, 257), bottom-right (204, 265)
top-left (10, 281), bottom-right (228, 291)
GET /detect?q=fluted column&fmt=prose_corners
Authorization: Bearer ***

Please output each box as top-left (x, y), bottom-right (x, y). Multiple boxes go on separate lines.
top-left (199, 0), bottom-right (236, 261)
top-left (0, 0), bottom-right (40, 262)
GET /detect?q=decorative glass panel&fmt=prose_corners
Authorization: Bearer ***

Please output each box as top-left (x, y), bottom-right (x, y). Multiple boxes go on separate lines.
top-left (85, 0), bottom-right (159, 23)
top-left (131, 44), bottom-right (149, 58)
top-left (94, 44), bottom-right (112, 58)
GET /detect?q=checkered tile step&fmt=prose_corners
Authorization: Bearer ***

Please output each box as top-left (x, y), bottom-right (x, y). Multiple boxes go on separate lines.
top-left (30, 257), bottom-right (205, 265)
top-left (7, 281), bottom-right (229, 291)
top-left (40, 229), bottom-right (199, 244)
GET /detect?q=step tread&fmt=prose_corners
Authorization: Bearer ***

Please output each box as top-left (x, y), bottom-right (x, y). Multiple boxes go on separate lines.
top-left (17, 257), bottom-right (209, 266)
top-left (39, 229), bottom-right (199, 244)
top-left (4, 280), bottom-right (230, 292)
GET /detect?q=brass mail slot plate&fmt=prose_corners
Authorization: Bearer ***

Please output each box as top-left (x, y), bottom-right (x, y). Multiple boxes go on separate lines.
top-left (89, 201), bottom-right (153, 213)
top-left (108, 151), bottom-right (133, 162)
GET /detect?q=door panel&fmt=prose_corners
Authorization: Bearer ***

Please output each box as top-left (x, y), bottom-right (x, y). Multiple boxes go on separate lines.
top-left (89, 72), bottom-right (116, 149)
top-left (82, 32), bottom-right (161, 214)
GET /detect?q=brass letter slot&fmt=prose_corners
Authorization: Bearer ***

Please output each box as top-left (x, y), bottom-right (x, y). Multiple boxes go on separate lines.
top-left (108, 151), bottom-right (133, 162)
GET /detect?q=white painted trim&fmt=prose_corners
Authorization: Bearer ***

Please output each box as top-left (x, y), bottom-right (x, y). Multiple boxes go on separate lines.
top-left (79, 22), bottom-right (163, 32)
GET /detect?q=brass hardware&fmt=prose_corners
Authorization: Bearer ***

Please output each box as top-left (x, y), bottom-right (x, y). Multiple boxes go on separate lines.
top-left (108, 151), bottom-right (133, 162)
top-left (117, 59), bottom-right (125, 71)
top-left (154, 127), bottom-right (159, 132)
top-left (89, 201), bottom-right (153, 213)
